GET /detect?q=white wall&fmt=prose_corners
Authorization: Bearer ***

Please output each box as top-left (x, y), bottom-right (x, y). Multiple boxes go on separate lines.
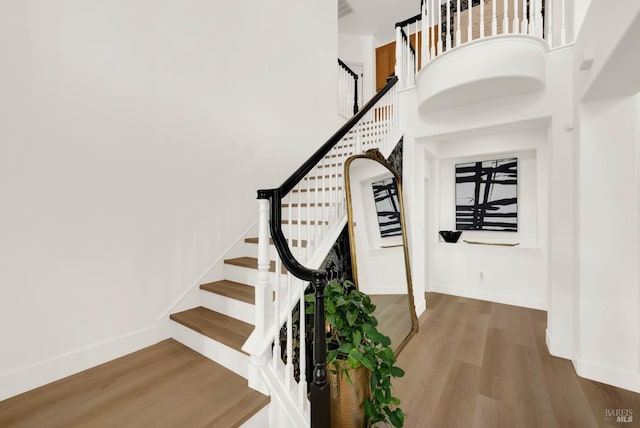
top-left (576, 95), bottom-right (640, 392)
top-left (401, 46), bottom-right (573, 317)
top-left (574, 0), bottom-right (640, 101)
top-left (429, 127), bottom-right (549, 309)
top-left (0, 0), bottom-right (337, 399)
top-left (338, 33), bottom-right (376, 102)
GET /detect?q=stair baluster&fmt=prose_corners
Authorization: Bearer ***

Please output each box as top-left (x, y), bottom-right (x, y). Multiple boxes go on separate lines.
top-left (254, 76), bottom-right (399, 427)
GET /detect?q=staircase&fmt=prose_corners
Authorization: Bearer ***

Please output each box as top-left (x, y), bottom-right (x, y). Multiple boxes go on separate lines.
top-left (165, 76), bottom-right (400, 427)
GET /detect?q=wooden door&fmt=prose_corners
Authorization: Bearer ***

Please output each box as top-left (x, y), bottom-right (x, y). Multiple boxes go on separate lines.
top-left (375, 31), bottom-right (428, 92)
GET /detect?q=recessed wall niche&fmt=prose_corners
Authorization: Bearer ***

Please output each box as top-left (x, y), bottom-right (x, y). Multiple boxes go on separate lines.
top-left (436, 126), bottom-right (548, 249)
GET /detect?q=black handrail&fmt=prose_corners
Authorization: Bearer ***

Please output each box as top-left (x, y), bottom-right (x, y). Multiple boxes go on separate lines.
top-left (399, 28), bottom-right (417, 57)
top-left (395, 12), bottom-right (421, 28)
top-left (337, 58), bottom-right (358, 80)
top-left (338, 59), bottom-right (359, 115)
top-left (276, 75), bottom-right (398, 196)
top-left (257, 75), bottom-right (399, 428)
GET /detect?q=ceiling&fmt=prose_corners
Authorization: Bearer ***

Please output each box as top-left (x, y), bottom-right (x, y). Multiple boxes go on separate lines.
top-left (338, 0), bottom-right (421, 44)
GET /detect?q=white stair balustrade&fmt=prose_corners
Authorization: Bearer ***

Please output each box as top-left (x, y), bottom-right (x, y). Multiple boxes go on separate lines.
top-left (248, 76), bottom-right (401, 427)
top-left (394, 0), bottom-right (571, 91)
top-left (337, 59), bottom-right (359, 118)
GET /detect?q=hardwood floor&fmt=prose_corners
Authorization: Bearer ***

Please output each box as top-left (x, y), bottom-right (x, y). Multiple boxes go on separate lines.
top-left (0, 339), bottom-right (268, 428)
top-left (1, 294), bottom-right (638, 427)
top-left (393, 293), bottom-right (640, 428)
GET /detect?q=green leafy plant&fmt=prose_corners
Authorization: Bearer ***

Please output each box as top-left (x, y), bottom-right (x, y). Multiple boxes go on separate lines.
top-left (306, 279), bottom-right (405, 427)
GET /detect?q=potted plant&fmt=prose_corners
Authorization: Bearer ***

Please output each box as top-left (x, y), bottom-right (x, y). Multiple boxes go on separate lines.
top-left (306, 279), bottom-right (405, 427)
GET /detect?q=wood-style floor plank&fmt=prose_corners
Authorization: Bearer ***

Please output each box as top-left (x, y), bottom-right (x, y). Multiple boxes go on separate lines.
top-left (170, 307), bottom-right (253, 354)
top-left (393, 292), bottom-right (640, 428)
top-left (0, 339), bottom-right (268, 428)
top-left (200, 280), bottom-right (255, 305)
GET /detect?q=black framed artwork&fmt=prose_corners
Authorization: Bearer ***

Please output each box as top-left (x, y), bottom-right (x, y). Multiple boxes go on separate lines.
top-left (455, 158), bottom-right (518, 231)
top-left (372, 177), bottom-right (402, 238)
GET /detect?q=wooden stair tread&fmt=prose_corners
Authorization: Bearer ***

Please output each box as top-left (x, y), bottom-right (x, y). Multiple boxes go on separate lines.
top-left (245, 237), bottom-right (308, 248)
top-left (170, 307), bottom-right (253, 354)
top-left (201, 280), bottom-right (255, 305)
top-left (224, 256), bottom-right (287, 274)
top-left (0, 339), bottom-right (268, 427)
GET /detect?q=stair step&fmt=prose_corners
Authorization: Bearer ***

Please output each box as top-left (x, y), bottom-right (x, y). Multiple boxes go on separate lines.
top-left (224, 256), bottom-right (287, 274)
top-left (245, 237), bottom-right (308, 248)
top-left (201, 280), bottom-right (255, 305)
top-left (306, 174), bottom-right (343, 180)
top-left (282, 202), bottom-right (331, 208)
top-left (170, 307), bottom-right (253, 355)
top-left (324, 152), bottom-right (353, 159)
top-left (291, 187), bottom-right (342, 192)
top-left (335, 143), bottom-right (354, 150)
top-left (281, 220), bottom-right (328, 225)
top-left (316, 163), bottom-right (343, 169)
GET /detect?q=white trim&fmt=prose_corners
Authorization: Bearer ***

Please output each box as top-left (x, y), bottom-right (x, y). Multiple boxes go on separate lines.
top-left (258, 364), bottom-right (309, 428)
top-left (0, 324), bottom-right (159, 401)
top-left (239, 402), bottom-right (270, 428)
top-left (414, 298), bottom-right (427, 318)
top-left (430, 282), bottom-right (547, 310)
top-left (545, 328), bottom-right (572, 359)
top-left (170, 321), bottom-right (249, 379)
top-left (157, 221), bottom-right (258, 323)
top-left (574, 357), bottom-right (640, 394)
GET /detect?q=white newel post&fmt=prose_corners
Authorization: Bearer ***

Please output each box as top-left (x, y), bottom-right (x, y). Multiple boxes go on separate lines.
top-left (395, 26), bottom-right (404, 88)
top-left (546, 0), bottom-right (553, 46)
top-left (503, 0), bottom-right (509, 33)
top-left (492, 0), bottom-right (498, 35)
top-left (431, 0), bottom-right (437, 58)
top-left (480, 0), bottom-right (485, 38)
top-left (521, 0), bottom-right (527, 34)
top-left (247, 198), bottom-right (273, 394)
top-left (560, 0), bottom-right (567, 44)
top-left (467, 0), bottom-right (473, 43)
top-left (446, 0), bottom-right (451, 50)
top-left (456, 0), bottom-right (461, 46)
top-left (436, 0), bottom-right (443, 54)
top-left (534, 0), bottom-right (543, 38)
top-left (422, 2), bottom-right (428, 66)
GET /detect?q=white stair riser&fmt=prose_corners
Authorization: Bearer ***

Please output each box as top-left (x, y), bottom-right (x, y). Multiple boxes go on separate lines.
top-left (279, 206), bottom-right (335, 221)
top-left (239, 403), bottom-right (270, 428)
top-left (170, 321), bottom-right (249, 379)
top-left (224, 263), bottom-right (288, 287)
top-left (200, 289), bottom-right (255, 325)
top-left (244, 242), bottom-right (313, 261)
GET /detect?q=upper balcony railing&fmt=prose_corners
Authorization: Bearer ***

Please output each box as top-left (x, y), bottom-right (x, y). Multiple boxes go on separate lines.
top-left (395, 0), bottom-right (569, 89)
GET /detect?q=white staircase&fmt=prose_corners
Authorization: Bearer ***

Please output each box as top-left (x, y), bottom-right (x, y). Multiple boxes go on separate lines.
top-left (166, 78), bottom-right (401, 427)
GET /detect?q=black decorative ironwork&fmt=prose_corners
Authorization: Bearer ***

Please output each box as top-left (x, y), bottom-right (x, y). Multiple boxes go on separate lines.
top-left (387, 138), bottom-right (403, 182)
top-left (279, 226), bottom-right (353, 385)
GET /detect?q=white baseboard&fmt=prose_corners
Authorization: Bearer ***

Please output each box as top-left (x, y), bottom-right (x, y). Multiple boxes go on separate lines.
top-left (574, 357), bottom-right (640, 394)
top-left (545, 328), bottom-right (573, 359)
top-left (430, 283), bottom-right (547, 310)
top-left (414, 298), bottom-right (426, 318)
top-left (0, 324), bottom-right (159, 401)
